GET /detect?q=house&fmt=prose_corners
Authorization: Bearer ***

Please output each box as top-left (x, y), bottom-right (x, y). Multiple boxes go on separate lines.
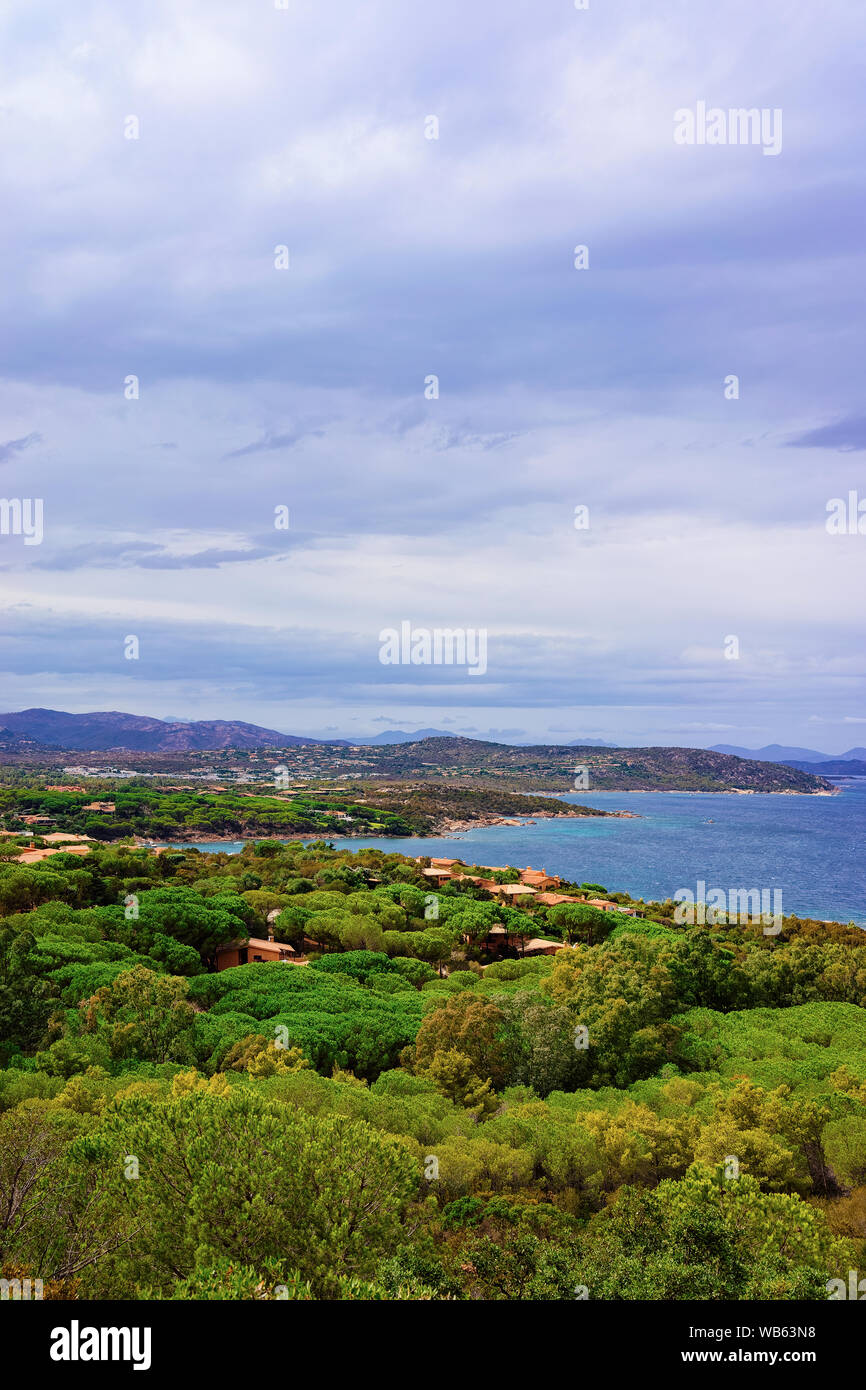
top-left (16, 843), bottom-right (92, 864)
top-left (479, 921), bottom-right (533, 946)
top-left (496, 883), bottom-right (537, 899)
top-left (461, 875), bottom-right (500, 892)
top-left (533, 892), bottom-right (635, 916)
top-left (215, 935), bottom-right (300, 970)
top-left (523, 938), bottom-right (567, 956)
top-left (463, 921), bottom-right (507, 946)
top-left (82, 802), bottom-right (115, 813)
top-left (519, 868), bottom-right (561, 890)
top-left (422, 866), bottom-right (453, 883)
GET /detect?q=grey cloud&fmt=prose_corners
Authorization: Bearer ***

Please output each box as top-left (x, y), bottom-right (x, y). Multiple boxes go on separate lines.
top-left (10, 540), bottom-right (161, 571)
top-left (0, 432), bottom-right (41, 462)
top-left (223, 428), bottom-right (326, 459)
top-left (6, 539), bottom-right (297, 573)
top-left (134, 548), bottom-right (278, 570)
top-left (432, 428), bottom-right (523, 452)
top-left (0, 0), bottom-right (863, 742)
top-left (786, 418), bottom-right (866, 452)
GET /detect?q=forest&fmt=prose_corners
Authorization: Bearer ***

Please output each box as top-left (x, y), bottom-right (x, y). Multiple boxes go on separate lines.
top-left (0, 779), bottom-right (598, 841)
top-left (1, 835), bottom-right (865, 1300)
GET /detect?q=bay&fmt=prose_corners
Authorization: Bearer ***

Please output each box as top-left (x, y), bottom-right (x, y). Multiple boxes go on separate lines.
top-left (160, 779), bottom-right (866, 925)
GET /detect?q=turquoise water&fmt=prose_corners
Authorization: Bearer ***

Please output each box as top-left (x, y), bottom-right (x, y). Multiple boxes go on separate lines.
top-left (161, 780), bottom-right (866, 925)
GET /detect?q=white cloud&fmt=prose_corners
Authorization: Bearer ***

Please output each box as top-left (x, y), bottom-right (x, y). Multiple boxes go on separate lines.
top-left (0, 0), bottom-right (863, 743)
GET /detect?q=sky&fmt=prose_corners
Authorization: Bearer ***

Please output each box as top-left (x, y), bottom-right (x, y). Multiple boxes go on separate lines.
top-left (0, 0), bottom-right (864, 750)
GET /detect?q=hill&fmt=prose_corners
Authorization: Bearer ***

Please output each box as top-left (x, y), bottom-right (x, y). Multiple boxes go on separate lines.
top-left (0, 708), bottom-right (321, 752)
top-left (0, 714), bottom-right (836, 791)
top-left (0, 725), bottom-right (56, 753)
top-left (318, 737), bottom-right (835, 793)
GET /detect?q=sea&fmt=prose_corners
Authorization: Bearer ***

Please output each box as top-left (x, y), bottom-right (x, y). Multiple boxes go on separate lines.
top-left (161, 778), bottom-right (866, 926)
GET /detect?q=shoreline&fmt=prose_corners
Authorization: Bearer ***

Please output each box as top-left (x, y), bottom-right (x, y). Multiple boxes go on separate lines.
top-left (137, 806), bottom-right (637, 847)
top-left (135, 787), bottom-right (844, 849)
top-left (135, 793), bottom-right (866, 926)
top-left (133, 784), bottom-right (848, 849)
top-left (550, 788), bottom-right (840, 798)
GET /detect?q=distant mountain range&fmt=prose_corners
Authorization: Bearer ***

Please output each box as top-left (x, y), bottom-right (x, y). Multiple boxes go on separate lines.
top-left (0, 712), bottom-right (850, 789)
top-left (0, 711), bottom-right (623, 751)
top-left (711, 742), bottom-right (866, 763)
top-left (0, 708), bottom-right (330, 752)
top-left (781, 758), bottom-right (866, 777)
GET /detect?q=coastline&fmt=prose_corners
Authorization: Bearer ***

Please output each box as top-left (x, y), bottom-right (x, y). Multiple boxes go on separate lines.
top-left (135, 782), bottom-right (866, 924)
top-left (137, 805), bottom-right (638, 847)
top-left (553, 787), bottom-right (840, 798)
top-left (135, 789), bottom-right (844, 849)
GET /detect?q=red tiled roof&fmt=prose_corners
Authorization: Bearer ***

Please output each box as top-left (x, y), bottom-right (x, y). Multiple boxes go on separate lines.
top-left (219, 936), bottom-right (295, 954)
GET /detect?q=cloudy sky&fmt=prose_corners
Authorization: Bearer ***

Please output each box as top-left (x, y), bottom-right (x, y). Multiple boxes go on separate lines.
top-left (0, 0), bottom-right (864, 748)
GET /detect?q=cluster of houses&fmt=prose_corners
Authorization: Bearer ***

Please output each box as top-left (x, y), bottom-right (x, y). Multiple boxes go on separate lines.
top-left (1, 831), bottom-right (94, 865)
top-left (5, 799), bottom-right (116, 855)
top-left (420, 857), bottom-right (630, 912)
top-left (418, 857), bottom-right (635, 958)
top-left (213, 857), bottom-right (636, 971)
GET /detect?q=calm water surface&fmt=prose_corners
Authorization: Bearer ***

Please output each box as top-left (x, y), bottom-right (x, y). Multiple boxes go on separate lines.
top-left (162, 779), bottom-right (866, 925)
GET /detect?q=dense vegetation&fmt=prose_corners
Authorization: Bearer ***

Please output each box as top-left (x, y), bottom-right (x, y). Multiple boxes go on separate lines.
top-left (1, 836), bottom-right (864, 1301)
top-left (0, 779), bottom-right (598, 842)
